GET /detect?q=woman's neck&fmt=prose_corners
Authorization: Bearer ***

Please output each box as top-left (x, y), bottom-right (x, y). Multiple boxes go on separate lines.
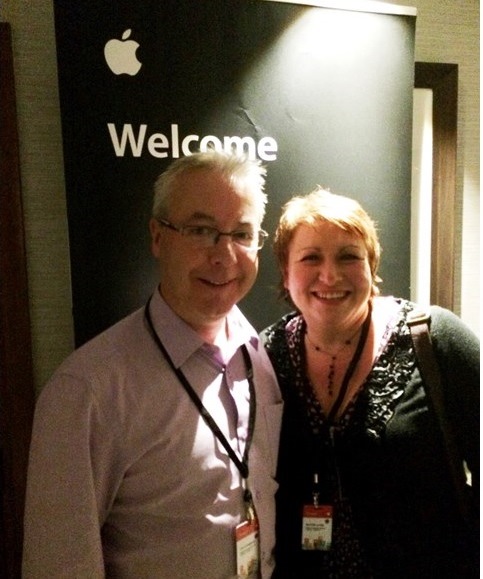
top-left (306, 306), bottom-right (370, 354)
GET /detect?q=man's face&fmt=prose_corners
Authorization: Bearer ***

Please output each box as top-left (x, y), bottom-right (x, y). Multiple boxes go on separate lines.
top-left (150, 168), bottom-right (262, 336)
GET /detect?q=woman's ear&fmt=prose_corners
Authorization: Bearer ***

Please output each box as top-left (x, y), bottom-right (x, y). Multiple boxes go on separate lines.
top-left (282, 267), bottom-right (289, 290)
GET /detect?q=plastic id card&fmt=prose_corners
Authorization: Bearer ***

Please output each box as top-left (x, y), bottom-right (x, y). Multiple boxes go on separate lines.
top-left (235, 518), bottom-right (260, 577)
top-left (302, 504), bottom-right (333, 551)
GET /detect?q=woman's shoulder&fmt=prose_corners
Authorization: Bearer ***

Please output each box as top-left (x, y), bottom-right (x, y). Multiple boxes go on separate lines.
top-left (377, 296), bottom-right (479, 361)
top-left (372, 296), bottom-right (454, 328)
top-left (260, 311), bottom-right (298, 348)
top-left (428, 305), bottom-right (480, 361)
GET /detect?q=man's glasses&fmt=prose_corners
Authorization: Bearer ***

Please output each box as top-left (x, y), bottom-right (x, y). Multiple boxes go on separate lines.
top-left (157, 219), bottom-right (268, 251)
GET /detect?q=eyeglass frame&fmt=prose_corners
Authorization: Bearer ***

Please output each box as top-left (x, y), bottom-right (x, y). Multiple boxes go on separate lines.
top-left (157, 218), bottom-right (269, 251)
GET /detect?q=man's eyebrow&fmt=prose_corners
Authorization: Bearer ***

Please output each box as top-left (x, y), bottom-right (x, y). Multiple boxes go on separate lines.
top-left (184, 212), bottom-right (255, 228)
top-left (184, 212), bottom-right (216, 222)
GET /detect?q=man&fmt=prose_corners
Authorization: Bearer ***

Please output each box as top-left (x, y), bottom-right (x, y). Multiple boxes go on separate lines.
top-left (23, 149), bottom-right (283, 578)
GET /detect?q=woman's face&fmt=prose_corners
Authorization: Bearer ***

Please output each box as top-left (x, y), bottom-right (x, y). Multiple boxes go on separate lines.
top-left (284, 222), bottom-right (373, 329)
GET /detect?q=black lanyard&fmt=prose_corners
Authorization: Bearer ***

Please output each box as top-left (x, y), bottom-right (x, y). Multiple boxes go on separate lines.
top-left (326, 303), bottom-right (372, 425)
top-left (310, 304), bottom-right (372, 502)
top-left (144, 297), bottom-right (256, 482)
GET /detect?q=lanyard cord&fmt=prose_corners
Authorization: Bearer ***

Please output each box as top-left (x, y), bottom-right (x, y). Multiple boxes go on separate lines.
top-left (144, 297), bottom-right (256, 481)
top-left (311, 303), bottom-right (372, 501)
top-left (326, 302), bottom-right (372, 425)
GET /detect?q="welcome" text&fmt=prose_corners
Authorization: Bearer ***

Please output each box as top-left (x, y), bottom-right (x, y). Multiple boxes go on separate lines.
top-left (107, 123), bottom-right (278, 161)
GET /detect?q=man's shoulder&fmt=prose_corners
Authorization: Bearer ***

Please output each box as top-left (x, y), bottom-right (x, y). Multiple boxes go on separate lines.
top-left (55, 306), bottom-right (147, 377)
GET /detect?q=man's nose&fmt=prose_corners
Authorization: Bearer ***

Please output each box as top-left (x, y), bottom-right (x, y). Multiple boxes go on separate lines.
top-left (210, 234), bottom-right (238, 265)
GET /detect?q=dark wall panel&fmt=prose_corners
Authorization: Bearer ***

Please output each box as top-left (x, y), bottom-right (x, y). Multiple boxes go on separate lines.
top-left (53, 0), bottom-right (415, 346)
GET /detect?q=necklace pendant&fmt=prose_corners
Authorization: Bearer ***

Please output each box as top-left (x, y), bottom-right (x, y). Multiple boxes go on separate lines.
top-left (327, 355), bottom-right (336, 396)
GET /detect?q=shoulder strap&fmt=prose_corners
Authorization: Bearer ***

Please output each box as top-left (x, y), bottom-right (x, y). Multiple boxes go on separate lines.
top-left (407, 309), bottom-right (470, 522)
top-left (407, 310), bottom-right (445, 414)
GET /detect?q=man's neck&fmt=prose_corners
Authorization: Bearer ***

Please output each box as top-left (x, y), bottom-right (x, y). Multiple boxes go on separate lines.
top-left (197, 319), bottom-right (229, 348)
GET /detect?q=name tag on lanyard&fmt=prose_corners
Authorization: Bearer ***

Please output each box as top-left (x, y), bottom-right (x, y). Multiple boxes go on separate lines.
top-left (302, 504), bottom-right (333, 551)
top-left (235, 517), bottom-right (260, 577)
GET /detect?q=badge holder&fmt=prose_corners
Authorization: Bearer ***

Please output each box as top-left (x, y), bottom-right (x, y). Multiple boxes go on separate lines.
top-left (301, 473), bottom-right (333, 551)
top-left (235, 487), bottom-right (260, 578)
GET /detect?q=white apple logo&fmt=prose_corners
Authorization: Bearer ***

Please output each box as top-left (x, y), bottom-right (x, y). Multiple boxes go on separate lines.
top-left (104, 29), bottom-right (142, 76)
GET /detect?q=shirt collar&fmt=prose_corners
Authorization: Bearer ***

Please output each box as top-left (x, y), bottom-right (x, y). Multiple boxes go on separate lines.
top-left (147, 289), bottom-right (260, 368)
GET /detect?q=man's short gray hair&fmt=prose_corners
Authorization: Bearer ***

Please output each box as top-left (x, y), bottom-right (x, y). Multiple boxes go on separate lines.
top-left (152, 149), bottom-right (268, 223)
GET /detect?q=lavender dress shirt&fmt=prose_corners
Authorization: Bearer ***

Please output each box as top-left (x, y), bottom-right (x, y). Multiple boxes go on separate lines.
top-left (23, 290), bottom-right (283, 578)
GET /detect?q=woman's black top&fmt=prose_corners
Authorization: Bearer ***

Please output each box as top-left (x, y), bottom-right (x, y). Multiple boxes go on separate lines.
top-left (262, 299), bottom-right (479, 578)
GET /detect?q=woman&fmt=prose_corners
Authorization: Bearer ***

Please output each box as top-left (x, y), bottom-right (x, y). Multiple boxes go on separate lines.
top-left (262, 188), bottom-right (479, 578)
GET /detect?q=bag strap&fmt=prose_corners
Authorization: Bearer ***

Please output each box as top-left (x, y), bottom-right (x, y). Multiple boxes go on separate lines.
top-left (408, 309), bottom-right (470, 523)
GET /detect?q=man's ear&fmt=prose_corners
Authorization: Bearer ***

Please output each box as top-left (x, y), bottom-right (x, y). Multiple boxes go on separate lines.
top-left (149, 218), bottom-right (162, 258)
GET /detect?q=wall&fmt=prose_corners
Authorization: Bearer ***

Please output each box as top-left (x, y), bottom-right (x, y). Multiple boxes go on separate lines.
top-left (1, 0), bottom-right (479, 393)
top-left (2, 1), bottom-right (73, 393)
top-left (382, 0), bottom-right (480, 332)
